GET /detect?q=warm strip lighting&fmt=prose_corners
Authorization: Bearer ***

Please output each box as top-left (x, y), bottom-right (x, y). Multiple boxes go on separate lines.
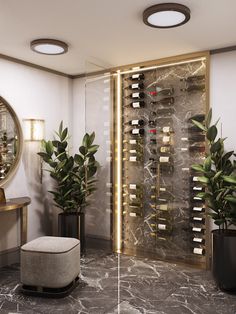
top-left (23, 119), bottom-right (45, 141)
top-left (116, 70), bottom-right (122, 252)
top-left (120, 57), bottom-right (206, 75)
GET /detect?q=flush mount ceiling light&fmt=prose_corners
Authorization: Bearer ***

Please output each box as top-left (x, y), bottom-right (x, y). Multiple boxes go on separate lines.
top-left (143, 3), bottom-right (190, 28)
top-left (30, 39), bottom-right (68, 55)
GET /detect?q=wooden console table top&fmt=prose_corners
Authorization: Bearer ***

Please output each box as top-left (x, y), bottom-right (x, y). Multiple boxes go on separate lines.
top-left (0, 197), bottom-right (31, 212)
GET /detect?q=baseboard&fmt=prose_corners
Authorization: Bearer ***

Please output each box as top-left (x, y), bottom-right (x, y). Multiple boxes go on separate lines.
top-left (0, 247), bottom-right (20, 267)
top-left (86, 235), bottom-right (112, 252)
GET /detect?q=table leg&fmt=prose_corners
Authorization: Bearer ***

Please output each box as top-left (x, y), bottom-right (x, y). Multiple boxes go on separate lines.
top-left (20, 206), bottom-right (28, 245)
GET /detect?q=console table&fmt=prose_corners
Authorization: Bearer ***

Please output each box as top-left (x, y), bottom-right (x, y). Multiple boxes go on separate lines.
top-left (0, 197), bottom-right (31, 245)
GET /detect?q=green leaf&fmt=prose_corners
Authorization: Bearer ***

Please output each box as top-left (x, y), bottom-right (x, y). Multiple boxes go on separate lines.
top-left (203, 156), bottom-right (212, 171)
top-left (191, 164), bottom-right (205, 173)
top-left (205, 108), bottom-right (212, 128)
top-left (37, 152), bottom-right (50, 162)
top-left (88, 145), bottom-right (99, 153)
top-left (210, 139), bottom-right (222, 153)
top-left (79, 146), bottom-right (88, 156)
top-left (214, 219), bottom-right (225, 226)
top-left (59, 121), bottom-right (63, 136)
top-left (197, 176), bottom-right (210, 184)
top-left (213, 170), bottom-right (223, 181)
top-left (46, 141), bottom-right (54, 156)
top-left (74, 154), bottom-right (84, 165)
top-left (223, 175), bottom-right (236, 184)
top-left (224, 195), bottom-right (236, 204)
top-left (89, 132), bottom-right (95, 145)
top-left (196, 192), bottom-right (212, 199)
top-left (206, 125), bottom-right (217, 142)
top-left (82, 133), bottom-right (90, 147)
top-left (191, 119), bottom-right (206, 132)
top-left (61, 127), bottom-right (68, 142)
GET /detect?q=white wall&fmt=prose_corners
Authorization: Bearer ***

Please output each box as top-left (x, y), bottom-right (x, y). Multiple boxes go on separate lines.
top-left (210, 51), bottom-right (236, 151)
top-left (0, 59), bottom-right (72, 252)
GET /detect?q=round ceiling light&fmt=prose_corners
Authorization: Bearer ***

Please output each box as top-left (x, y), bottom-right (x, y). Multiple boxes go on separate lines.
top-left (30, 39), bottom-right (68, 55)
top-left (143, 3), bottom-right (190, 28)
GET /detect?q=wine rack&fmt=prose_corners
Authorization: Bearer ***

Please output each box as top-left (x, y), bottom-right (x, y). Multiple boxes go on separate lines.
top-left (114, 53), bottom-right (209, 268)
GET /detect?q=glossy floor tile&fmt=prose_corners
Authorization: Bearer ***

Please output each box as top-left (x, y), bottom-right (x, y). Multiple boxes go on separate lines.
top-left (0, 249), bottom-right (236, 313)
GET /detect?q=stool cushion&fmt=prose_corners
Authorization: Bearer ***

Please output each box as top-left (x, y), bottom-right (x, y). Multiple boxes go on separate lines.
top-left (21, 236), bottom-right (80, 288)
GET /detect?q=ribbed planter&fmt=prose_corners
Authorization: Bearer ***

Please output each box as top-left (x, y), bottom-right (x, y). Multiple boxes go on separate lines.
top-left (212, 229), bottom-right (236, 291)
top-left (58, 212), bottom-right (85, 254)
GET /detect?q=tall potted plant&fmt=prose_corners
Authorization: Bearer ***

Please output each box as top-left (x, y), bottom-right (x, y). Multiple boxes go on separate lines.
top-left (38, 122), bottom-right (99, 253)
top-left (191, 109), bottom-right (236, 291)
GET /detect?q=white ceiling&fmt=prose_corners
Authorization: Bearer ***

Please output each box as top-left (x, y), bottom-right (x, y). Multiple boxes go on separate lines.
top-left (0, 0), bottom-right (235, 75)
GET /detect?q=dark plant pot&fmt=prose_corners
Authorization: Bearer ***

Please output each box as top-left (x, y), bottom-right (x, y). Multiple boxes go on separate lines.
top-left (212, 229), bottom-right (236, 292)
top-left (58, 212), bottom-right (86, 254)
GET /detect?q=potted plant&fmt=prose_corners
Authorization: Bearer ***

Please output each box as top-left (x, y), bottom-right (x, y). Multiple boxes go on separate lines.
top-left (191, 108), bottom-right (236, 291)
top-left (38, 121), bottom-right (99, 254)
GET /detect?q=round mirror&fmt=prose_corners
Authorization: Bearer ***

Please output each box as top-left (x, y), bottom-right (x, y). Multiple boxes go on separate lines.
top-left (0, 96), bottom-right (23, 186)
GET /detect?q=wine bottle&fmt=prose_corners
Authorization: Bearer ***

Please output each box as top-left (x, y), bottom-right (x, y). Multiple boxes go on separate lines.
top-left (150, 138), bottom-right (157, 144)
top-left (180, 85), bottom-right (205, 92)
top-left (192, 206), bottom-right (205, 212)
top-left (192, 217), bottom-right (205, 223)
top-left (180, 74), bottom-right (205, 83)
top-left (123, 156), bottom-right (142, 162)
top-left (125, 83), bottom-right (144, 90)
top-left (128, 101), bottom-right (145, 108)
top-left (162, 136), bottom-right (171, 144)
top-left (126, 73), bottom-right (145, 81)
top-left (149, 87), bottom-right (174, 96)
top-left (160, 146), bottom-right (171, 153)
top-left (148, 129), bottom-right (157, 134)
top-left (193, 237), bottom-right (205, 244)
top-left (188, 114), bottom-right (205, 122)
top-left (156, 108), bottom-right (174, 116)
top-left (193, 247), bottom-right (205, 255)
top-left (151, 97), bottom-right (175, 106)
top-left (156, 204), bottom-right (169, 211)
top-left (125, 119), bottom-right (145, 126)
top-left (192, 186), bottom-right (204, 191)
top-left (159, 156), bottom-right (170, 163)
top-left (123, 183), bottom-right (141, 190)
top-left (162, 126), bottom-right (173, 133)
top-left (181, 145), bottom-right (205, 153)
top-left (127, 92), bottom-right (145, 99)
top-left (129, 212), bottom-right (142, 217)
top-left (192, 227), bottom-right (204, 233)
top-left (181, 135), bottom-right (205, 143)
top-left (130, 128), bottom-right (145, 135)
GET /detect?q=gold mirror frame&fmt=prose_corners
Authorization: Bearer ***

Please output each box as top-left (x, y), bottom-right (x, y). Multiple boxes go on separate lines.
top-left (0, 96), bottom-right (23, 187)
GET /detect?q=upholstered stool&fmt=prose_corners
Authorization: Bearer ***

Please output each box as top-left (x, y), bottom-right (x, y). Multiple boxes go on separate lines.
top-left (20, 236), bottom-right (80, 297)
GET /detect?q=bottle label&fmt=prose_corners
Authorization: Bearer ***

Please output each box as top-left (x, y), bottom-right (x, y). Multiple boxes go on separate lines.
top-left (129, 184), bottom-right (137, 190)
top-left (181, 148), bottom-right (188, 151)
top-left (192, 227), bottom-right (202, 232)
top-left (163, 136), bottom-right (170, 144)
top-left (129, 156), bottom-right (137, 162)
top-left (129, 212), bottom-right (138, 217)
top-left (129, 149), bottom-right (137, 154)
top-left (131, 83), bottom-right (139, 89)
top-left (149, 129), bottom-right (156, 134)
top-left (160, 147), bottom-right (169, 153)
top-left (129, 139), bottom-right (137, 144)
top-left (158, 224), bottom-right (166, 230)
top-left (132, 129), bottom-right (139, 134)
top-left (193, 217), bottom-right (203, 221)
top-left (181, 137), bottom-right (188, 141)
top-left (182, 167), bottom-right (190, 171)
top-left (193, 186), bottom-right (203, 191)
top-left (131, 120), bottom-right (139, 125)
top-left (193, 237), bottom-right (203, 243)
top-left (132, 93), bottom-right (140, 98)
top-left (132, 74), bottom-right (140, 79)
top-left (193, 248), bottom-right (203, 255)
top-left (193, 207), bottom-right (203, 212)
top-left (193, 196), bottom-right (202, 200)
top-left (129, 194), bottom-right (137, 200)
top-left (193, 176), bottom-right (199, 182)
top-left (159, 187), bottom-right (167, 192)
top-left (159, 156), bottom-right (169, 163)
top-left (159, 204), bottom-right (168, 211)
top-left (132, 102), bottom-right (140, 108)
top-left (162, 126), bottom-right (171, 133)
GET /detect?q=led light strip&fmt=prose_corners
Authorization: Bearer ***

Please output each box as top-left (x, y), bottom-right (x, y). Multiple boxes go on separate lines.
top-left (116, 70), bottom-right (122, 252)
top-left (120, 57), bottom-right (206, 75)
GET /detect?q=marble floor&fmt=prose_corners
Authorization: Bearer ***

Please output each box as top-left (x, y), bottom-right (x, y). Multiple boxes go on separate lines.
top-left (0, 249), bottom-right (236, 314)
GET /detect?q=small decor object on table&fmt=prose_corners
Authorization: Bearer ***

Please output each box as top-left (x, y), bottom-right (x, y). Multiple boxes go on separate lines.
top-left (191, 108), bottom-right (236, 291)
top-left (38, 122), bottom-right (99, 254)
top-left (0, 187), bottom-right (6, 202)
